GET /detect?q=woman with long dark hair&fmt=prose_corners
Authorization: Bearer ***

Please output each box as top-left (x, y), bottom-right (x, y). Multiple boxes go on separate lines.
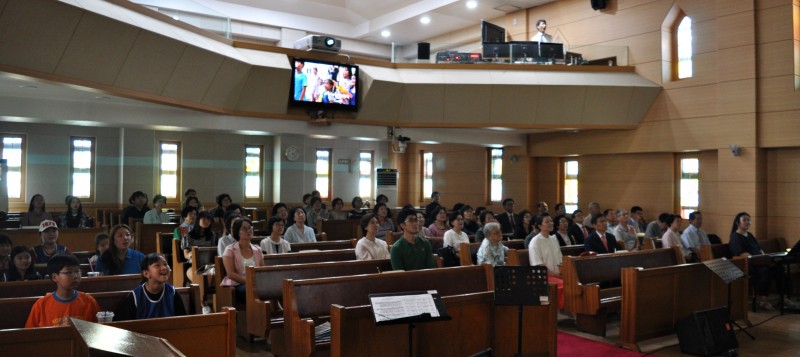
top-left (61, 196), bottom-right (90, 228)
top-left (6, 246), bottom-right (40, 281)
top-left (97, 224), bottom-right (145, 275)
top-left (20, 194), bottom-right (53, 226)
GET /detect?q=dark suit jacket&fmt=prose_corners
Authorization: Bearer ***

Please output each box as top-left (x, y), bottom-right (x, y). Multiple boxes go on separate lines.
top-left (584, 231), bottom-right (617, 254)
top-left (496, 211), bottom-right (516, 235)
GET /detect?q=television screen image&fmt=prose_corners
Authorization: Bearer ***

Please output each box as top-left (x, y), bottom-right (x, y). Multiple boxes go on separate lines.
top-left (290, 58), bottom-right (358, 111)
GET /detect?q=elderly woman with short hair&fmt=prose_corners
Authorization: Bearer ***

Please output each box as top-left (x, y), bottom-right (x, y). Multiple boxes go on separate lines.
top-left (476, 222), bottom-right (508, 266)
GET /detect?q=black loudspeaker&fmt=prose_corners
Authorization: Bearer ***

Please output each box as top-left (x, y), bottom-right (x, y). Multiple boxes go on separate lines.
top-left (417, 42), bottom-right (431, 60)
top-left (675, 307), bottom-right (738, 356)
top-left (590, 0), bottom-right (607, 10)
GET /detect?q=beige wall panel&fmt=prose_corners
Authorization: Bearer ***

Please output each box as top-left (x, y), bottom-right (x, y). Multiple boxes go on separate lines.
top-left (646, 84), bottom-right (720, 121)
top-left (602, 31), bottom-right (662, 65)
top-left (757, 75), bottom-right (800, 112)
top-left (536, 86), bottom-right (587, 124)
top-left (757, 110), bottom-right (800, 147)
top-left (490, 85), bottom-right (541, 123)
top-left (717, 79), bottom-right (756, 115)
top-left (202, 58), bottom-right (251, 109)
top-left (502, 146), bottom-right (531, 209)
top-left (503, 10), bottom-right (528, 40)
top-left (551, 1), bottom-right (672, 46)
top-left (54, 13), bottom-right (141, 85)
top-left (676, 0), bottom-right (718, 23)
top-left (766, 148), bottom-right (800, 182)
top-left (714, 181), bottom-right (758, 215)
top-left (234, 66), bottom-right (289, 113)
top-left (716, 148), bottom-right (759, 183)
top-left (442, 84), bottom-right (492, 123)
top-left (766, 217), bottom-right (799, 245)
top-left (767, 182), bottom-right (800, 214)
top-left (399, 85), bottom-right (445, 121)
top-left (712, 0), bottom-right (754, 17)
top-left (114, 31), bottom-right (187, 94)
top-left (582, 86), bottom-right (633, 124)
top-left (716, 46), bottom-right (758, 82)
top-left (755, 4), bottom-right (794, 44)
top-left (358, 80), bottom-right (404, 122)
top-left (532, 157), bottom-right (559, 210)
top-left (161, 46), bottom-right (226, 103)
top-left (0, 0), bottom-right (82, 73)
top-left (633, 61), bottom-right (664, 84)
top-left (691, 18), bottom-right (718, 55)
top-left (684, 52), bottom-right (720, 84)
top-left (757, 40), bottom-right (795, 78)
top-left (756, 0), bottom-right (792, 10)
top-left (716, 11), bottom-right (756, 50)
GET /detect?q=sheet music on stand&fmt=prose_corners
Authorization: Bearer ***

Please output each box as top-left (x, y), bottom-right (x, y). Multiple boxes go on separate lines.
top-left (494, 265), bottom-right (550, 306)
top-left (369, 290), bottom-right (450, 325)
top-left (703, 258), bottom-right (744, 284)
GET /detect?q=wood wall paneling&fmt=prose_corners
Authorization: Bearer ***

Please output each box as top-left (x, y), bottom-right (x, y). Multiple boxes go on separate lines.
top-left (755, 4), bottom-right (794, 44)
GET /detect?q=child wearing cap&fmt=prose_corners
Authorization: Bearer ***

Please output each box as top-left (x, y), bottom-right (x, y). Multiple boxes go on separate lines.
top-left (32, 220), bottom-right (72, 264)
top-left (25, 253), bottom-right (100, 327)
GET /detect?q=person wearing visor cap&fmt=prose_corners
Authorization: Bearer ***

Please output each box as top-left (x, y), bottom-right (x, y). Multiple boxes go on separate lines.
top-left (32, 220), bottom-right (72, 264)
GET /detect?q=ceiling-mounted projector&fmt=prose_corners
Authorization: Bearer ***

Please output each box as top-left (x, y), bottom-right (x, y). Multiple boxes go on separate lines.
top-left (293, 35), bottom-right (341, 53)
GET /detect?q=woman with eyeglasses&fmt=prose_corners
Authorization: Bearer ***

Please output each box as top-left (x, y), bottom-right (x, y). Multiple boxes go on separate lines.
top-left (443, 211), bottom-right (469, 253)
top-left (221, 218), bottom-right (263, 304)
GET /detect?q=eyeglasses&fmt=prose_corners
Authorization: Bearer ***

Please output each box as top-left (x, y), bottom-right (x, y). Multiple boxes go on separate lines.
top-left (57, 270), bottom-right (82, 277)
top-left (240, 226), bottom-right (254, 232)
top-left (404, 217), bottom-right (418, 223)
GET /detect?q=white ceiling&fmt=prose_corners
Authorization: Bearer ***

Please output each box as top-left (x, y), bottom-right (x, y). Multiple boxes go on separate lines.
top-left (191, 0), bottom-right (554, 45)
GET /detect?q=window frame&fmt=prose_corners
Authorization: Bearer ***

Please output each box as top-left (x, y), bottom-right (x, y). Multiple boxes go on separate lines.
top-left (671, 12), bottom-right (693, 80)
top-left (488, 148), bottom-right (503, 204)
top-left (563, 159), bottom-right (579, 214)
top-left (315, 148), bottom-right (332, 199)
top-left (244, 145), bottom-right (264, 202)
top-left (421, 151), bottom-right (433, 202)
top-left (158, 141), bottom-right (182, 200)
top-left (1, 133), bottom-right (26, 202)
top-left (69, 136), bottom-right (96, 201)
top-left (358, 150), bottom-right (374, 201)
top-left (675, 155), bottom-right (699, 219)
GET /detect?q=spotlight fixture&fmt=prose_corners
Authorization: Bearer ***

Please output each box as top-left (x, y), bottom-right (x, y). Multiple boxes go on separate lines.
top-left (420, 16), bottom-right (431, 24)
top-left (466, 0), bottom-right (478, 9)
top-left (381, 30), bottom-right (391, 38)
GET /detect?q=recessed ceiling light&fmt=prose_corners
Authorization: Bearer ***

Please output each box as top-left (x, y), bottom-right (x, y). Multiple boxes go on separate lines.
top-left (466, 0), bottom-right (478, 9)
top-left (381, 30), bottom-right (391, 37)
top-left (420, 16), bottom-right (431, 24)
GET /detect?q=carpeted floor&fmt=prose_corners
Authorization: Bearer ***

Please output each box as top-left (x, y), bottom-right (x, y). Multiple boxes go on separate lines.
top-left (557, 331), bottom-right (645, 357)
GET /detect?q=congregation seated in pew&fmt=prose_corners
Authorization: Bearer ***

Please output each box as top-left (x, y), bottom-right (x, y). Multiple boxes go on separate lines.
top-left (114, 253), bottom-right (187, 321)
top-left (284, 206), bottom-right (317, 243)
top-left (4, 245), bottom-right (40, 281)
top-left (355, 213), bottom-right (389, 260)
top-left (260, 215), bottom-right (291, 254)
top-left (221, 218), bottom-right (263, 304)
top-left (32, 220), bottom-right (72, 264)
top-left (96, 224), bottom-right (145, 276)
top-left (476, 222), bottom-right (507, 266)
top-left (390, 209), bottom-right (435, 271)
top-left (25, 253), bottom-right (101, 327)
top-left (182, 211), bottom-right (217, 284)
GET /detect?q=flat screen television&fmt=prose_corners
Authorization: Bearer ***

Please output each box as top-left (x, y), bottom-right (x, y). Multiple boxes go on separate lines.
top-left (482, 43), bottom-right (510, 59)
top-left (290, 57), bottom-right (358, 111)
top-left (481, 20), bottom-right (506, 43)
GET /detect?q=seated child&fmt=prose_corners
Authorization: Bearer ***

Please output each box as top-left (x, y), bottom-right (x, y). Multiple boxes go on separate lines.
top-left (7, 246), bottom-right (41, 281)
top-left (88, 232), bottom-right (109, 270)
top-left (114, 253), bottom-right (187, 320)
top-left (25, 253), bottom-right (100, 327)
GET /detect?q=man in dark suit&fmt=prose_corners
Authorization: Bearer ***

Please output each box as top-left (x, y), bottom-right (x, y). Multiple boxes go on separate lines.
top-left (423, 191), bottom-right (441, 227)
top-left (584, 214), bottom-right (617, 254)
top-left (496, 198), bottom-right (516, 235)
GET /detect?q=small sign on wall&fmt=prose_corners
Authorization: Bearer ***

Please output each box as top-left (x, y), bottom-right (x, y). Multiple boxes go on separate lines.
top-left (338, 159), bottom-right (350, 164)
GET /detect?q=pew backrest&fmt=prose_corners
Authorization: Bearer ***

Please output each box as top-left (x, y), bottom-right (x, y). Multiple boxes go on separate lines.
top-left (1, 227), bottom-right (106, 252)
top-left (289, 239), bottom-right (357, 252)
top-left (700, 243), bottom-right (731, 261)
top-left (568, 247), bottom-right (682, 285)
top-left (316, 219), bottom-right (360, 241)
top-left (262, 249), bottom-right (356, 266)
top-left (0, 274), bottom-right (142, 299)
top-left (134, 222), bottom-right (178, 254)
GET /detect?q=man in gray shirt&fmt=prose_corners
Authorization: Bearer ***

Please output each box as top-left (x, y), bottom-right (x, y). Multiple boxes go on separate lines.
top-left (681, 211), bottom-right (710, 256)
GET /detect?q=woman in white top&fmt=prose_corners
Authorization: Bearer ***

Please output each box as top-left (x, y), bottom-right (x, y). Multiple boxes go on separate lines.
top-left (661, 214), bottom-right (690, 262)
top-left (355, 213), bottom-right (390, 260)
top-left (443, 211), bottom-right (469, 252)
top-left (528, 214), bottom-right (562, 276)
top-left (143, 195), bottom-right (170, 224)
top-left (261, 216), bottom-right (291, 254)
top-left (283, 207), bottom-right (317, 243)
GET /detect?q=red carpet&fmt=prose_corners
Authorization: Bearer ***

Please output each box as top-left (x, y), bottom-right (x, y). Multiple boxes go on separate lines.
top-left (558, 332), bottom-right (646, 356)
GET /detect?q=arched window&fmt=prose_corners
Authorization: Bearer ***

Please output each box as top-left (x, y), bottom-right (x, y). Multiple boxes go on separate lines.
top-left (676, 16), bottom-right (693, 79)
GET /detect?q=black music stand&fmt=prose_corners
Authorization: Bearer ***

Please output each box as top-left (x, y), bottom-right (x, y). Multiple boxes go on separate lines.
top-left (703, 258), bottom-right (755, 340)
top-left (494, 265), bottom-right (550, 357)
top-left (369, 291), bottom-right (452, 357)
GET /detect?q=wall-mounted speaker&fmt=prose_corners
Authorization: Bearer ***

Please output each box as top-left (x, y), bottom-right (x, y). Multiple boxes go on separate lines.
top-left (418, 42), bottom-right (431, 60)
top-left (591, 0), bottom-right (607, 10)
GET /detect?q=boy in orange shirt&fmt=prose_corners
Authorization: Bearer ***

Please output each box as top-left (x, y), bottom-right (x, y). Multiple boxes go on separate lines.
top-left (25, 253), bottom-right (100, 327)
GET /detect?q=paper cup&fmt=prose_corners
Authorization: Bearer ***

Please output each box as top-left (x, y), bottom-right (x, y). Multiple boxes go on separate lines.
top-left (87, 272), bottom-right (100, 277)
top-left (96, 311), bottom-right (114, 323)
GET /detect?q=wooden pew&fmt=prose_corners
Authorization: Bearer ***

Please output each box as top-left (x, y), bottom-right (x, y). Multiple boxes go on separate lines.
top-left (619, 258), bottom-right (750, 351)
top-left (316, 219), bottom-right (360, 241)
top-left (330, 289), bottom-right (558, 357)
top-left (171, 239), bottom-right (186, 288)
top-left (758, 237), bottom-right (787, 253)
top-left (561, 247), bottom-right (683, 336)
top-left (0, 285), bottom-right (201, 330)
top-left (1, 227), bottom-right (106, 252)
top-left (262, 249), bottom-right (356, 266)
top-left (282, 265), bottom-right (495, 357)
top-left (0, 325), bottom-right (87, 356)
top-left (289, 239), bottom-right (357, 252)
top-left (134, 222), bottom-right (178, 255)
top-left (459, 240), bottom-right (529, 265)
top-left (0, 274), bottom-right (141, 298)
top-left (109, 307), bottom-right (236, 357)
top-left (505, 244), bottom-right (587, 266)
top-left (189, 246), bottom-right (218, 300)
top-left (700, 243), bottom-right (731, 261)
top-left (244, 259), bottom-right (393, 353)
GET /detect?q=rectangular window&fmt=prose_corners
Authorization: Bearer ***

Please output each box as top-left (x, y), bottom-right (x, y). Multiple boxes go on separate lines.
top-left (1, 134), bottom-right (25, 200)
top-left (244, 145), bottom-right (263, 200)
top-left (70, 137), bottom-right (95, 200)
top-left (564, 160), bottom-right (579, 213)
top-left (422, 152), bottom-right (433, 200)
top-left (489, 148), bottom-right (503, 202)
top-left (679, 158), bottom-right (699, 219)
top-left (359, 151), bottom-right (373, 200)
top-left (315, 149), bottom-right (332, 199)
top-left (159, 141), bottom-right (181, 199)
